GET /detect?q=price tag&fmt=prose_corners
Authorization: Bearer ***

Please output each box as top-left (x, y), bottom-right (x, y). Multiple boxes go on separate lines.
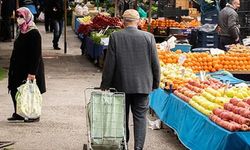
top-left (101, 37), bottom-right (109, 46)
top-left (181, 68), bottom-right (185, 77)
top-left (178, 55), bottom-right (187, 66)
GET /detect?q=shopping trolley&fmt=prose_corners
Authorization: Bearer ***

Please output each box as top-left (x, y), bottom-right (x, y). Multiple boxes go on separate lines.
top-left (83, 88), bottom-right (127, 150)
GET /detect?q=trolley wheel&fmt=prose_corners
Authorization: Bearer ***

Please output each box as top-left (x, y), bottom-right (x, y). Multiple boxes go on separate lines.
top-left (83, 144), bottom-right (88, 150)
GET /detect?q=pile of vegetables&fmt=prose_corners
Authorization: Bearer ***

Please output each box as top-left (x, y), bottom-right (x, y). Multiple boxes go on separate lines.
top-left (78, 14), bottom-right (122, 35)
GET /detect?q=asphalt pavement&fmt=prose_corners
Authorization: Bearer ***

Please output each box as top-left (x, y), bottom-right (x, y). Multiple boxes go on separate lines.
top-left (0, 24), bottom-right (186, 150)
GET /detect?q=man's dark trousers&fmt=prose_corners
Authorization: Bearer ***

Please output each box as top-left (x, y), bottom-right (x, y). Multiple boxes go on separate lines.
top-left (125, 93), bottom-right (149, 150)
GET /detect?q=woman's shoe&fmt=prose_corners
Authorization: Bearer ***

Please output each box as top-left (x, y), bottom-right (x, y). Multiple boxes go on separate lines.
top-left (7, 113), bottom-right (24, 121)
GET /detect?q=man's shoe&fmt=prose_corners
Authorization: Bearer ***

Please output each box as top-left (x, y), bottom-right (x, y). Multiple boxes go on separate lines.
top-left (7, 113), bottom-right (24, 121)
top-left (54, 46), bottom-right (61, 50)
top-left (24, 117), bottom-right (40, 123)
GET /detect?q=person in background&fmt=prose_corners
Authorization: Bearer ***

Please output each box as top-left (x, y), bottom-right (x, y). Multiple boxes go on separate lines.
top-left (8, 7), bottom-right (46, 122)
top-left (0, 0), bottom-right (15, 42)
top-left (100, 9), bottom-right (160, 150)
top-left (43, 0), bottom-right (53, 33)
top-left (118, 0), bottom-right (134, 17)
top-left (48, 0), bottom-right (64, 50)
top-left (19, 0), bottom-right (40, 22)
top-left (218, 0), bottom-right (241, 50)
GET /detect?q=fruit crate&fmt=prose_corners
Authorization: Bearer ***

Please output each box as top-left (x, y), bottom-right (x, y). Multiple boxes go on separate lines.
top-left (197, 40), bottom-right (218, 48)
top-left (201, 9), bottom-right (219, 25)
top-left (198, 31), bottom-right (218, 42)
top-left (238, 11), bottom-right (250, 28)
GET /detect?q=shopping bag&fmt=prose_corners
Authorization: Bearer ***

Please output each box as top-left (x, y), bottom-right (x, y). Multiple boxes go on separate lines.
top-left (38, 12), bottom-right (45, 22)
top-left (87, 91), bottom-right (125, 145)
top-left (16, 80), bottom-right (43, 119)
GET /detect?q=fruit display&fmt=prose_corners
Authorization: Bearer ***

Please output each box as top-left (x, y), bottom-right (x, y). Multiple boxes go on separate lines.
top-left (216, 53), bottom-right (250, 71)
top-left (139, 18), bottom-right (200, 33)
top-left (158, 48), bottom-right (250, 72)
top-left (159, 63), bottom-right (197, 89)
top-left (228, 44), bottom-right (250, 53)
top-left (78, 16), bottom-right (92, 24)
top-left (158, 51), bottom-right (221, 73)
top-left (224, 87), bottom-right (250, 99)
top-left (209, 98), bottom-right (250, 131)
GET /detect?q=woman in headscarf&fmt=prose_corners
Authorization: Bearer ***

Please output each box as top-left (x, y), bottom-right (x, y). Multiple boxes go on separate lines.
top-left (7, 7), bottom-right (46, 122)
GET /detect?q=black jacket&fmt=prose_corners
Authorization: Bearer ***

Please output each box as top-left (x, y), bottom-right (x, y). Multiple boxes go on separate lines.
top-left (1, 0), bottom-right (16, 18)
top-left (8, 29), bottom-right (46, 94)
top-left (49, 0), bottom-right (64, 20)
top-left (19, 0), bottom-right (39, 7)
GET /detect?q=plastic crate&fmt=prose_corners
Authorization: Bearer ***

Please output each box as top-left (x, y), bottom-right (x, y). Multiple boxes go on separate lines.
top-left (239, 1), bottom-right (250, 11)
top-left (198, 31), bottom-right (218, 42)
top-left (171, 44), bottom-right (192, 52)
top-left (201, 9), bottom-right (219, 24)
top-left (198, 40), bottom-right (218, 48)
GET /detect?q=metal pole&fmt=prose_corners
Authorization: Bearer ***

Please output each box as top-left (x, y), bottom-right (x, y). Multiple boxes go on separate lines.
top-left (115, 0), bottom-right (118, 17)
top-left (148, 0), bottom-right (152, 32)
top-left (64, 0), bottom-right (67, 54)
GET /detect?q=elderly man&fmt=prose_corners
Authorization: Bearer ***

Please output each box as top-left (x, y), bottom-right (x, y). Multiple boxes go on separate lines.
top-left (218, 0), bottom-right (241, 50)
top-left (100, 9), bottom-right (160, 150)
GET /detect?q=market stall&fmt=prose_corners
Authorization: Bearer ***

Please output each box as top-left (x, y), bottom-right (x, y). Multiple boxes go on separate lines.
top-left (149, 88), bottom-right (250, 150)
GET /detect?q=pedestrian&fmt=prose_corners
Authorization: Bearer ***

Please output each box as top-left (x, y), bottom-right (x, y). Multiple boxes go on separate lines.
top-left (48, 0), bottom-right (64, 50)
top-left (0, 0), bottom-right (15, 42)
top-left (43, 0), bottom-right (54, 33)
top-left (118, 0), bottom-right (134, 17)
top-left (7, 7), bottom-right (46, 122)
top-left (100, 9), bottom-right (160, 150)
top-left (218, 0), bottom-right (241, 50)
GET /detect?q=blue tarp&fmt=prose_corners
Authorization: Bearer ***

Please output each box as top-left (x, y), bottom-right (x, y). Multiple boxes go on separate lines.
top-left (149, 88), bottom-right (250, 150)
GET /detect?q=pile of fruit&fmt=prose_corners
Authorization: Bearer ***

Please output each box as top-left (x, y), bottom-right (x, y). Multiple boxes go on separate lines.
top-left (158, 49), bottom-right (250, 72)
top-left (160, 63), bottom-right (197, 89)
top-left (158, 51), bottom-right (221, 73)
top-left (172, 77), bottom-right (250, 131)
top-left (210, 98), bottom-right (250, 131)
top-left (228, 44), bottom-right (250, 53)
top-left (78, 16), bottom-right (92, 24)
top-left (139, 19), bottom-right (200, 32)
top-left (216, 53), bottom-right (250, 71)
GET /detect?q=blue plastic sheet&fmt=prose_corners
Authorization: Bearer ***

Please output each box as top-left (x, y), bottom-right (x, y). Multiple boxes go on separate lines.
top-left (149, 89), bottom-right (250, 150)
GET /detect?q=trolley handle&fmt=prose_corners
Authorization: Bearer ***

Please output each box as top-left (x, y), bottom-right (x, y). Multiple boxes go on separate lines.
top-left (93, 87), bottom-right (117, 92)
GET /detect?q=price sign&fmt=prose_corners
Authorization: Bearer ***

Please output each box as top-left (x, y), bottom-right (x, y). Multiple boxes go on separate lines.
top-left (178, 55), bottom-right (187, 66)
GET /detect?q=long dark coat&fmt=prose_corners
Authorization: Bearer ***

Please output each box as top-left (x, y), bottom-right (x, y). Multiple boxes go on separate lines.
top-left (8, 29), bottom-right (46, 94)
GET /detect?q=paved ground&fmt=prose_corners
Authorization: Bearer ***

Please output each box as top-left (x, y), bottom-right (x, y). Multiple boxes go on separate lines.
top-left (0, 24), bottom-right (186, 150)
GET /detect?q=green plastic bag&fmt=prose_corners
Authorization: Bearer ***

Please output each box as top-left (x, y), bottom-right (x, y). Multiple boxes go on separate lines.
top-left (137, 7), bottom-right (147, 18)
top-left (16, 80), bottom-right (43, 119)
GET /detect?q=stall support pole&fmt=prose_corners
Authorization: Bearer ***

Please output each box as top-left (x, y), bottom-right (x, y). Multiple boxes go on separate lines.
top-left (64, 0), bottom-right (67, 54)
top-left (115, 0), bottom-right (118, 17)
top-left (148, 0), bottom-right (152, 32)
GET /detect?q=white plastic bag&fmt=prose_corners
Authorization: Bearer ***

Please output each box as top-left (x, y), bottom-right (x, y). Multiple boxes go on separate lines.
top-left (16, 80), bottom-right (43, 119)
top-left (82, 5), bottom-right (89, 16)
top-left (38, 11), bottom-right (45, 22)
top-left (75, 4), bottom-right (84, 15)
